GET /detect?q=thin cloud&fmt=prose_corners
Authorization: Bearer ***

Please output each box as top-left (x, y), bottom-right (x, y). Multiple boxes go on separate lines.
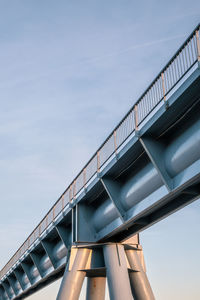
top-left (82, 34), bottom-right (186, 65)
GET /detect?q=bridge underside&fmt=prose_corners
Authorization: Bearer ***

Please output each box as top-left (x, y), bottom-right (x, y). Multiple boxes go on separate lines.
top-left (1, 29), bottom-right (200, 300)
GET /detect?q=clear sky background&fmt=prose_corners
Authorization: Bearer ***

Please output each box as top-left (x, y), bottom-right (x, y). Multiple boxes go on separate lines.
top-left (0, 1), bottom-right (200, 299)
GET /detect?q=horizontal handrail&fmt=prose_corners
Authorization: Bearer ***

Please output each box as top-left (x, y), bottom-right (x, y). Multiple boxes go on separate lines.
top-left (1, 23), bottom-right (199, 280)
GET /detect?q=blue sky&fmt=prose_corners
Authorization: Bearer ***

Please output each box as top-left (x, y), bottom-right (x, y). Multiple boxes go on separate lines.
top-left (0, 1), bottom-right (200, 299)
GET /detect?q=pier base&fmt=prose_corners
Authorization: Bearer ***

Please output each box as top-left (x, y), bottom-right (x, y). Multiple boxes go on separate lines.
top-left (57, 235), bottom-right (155, 300)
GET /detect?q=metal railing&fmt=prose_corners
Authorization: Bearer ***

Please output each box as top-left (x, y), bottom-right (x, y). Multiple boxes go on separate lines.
top-left (1, 24), bottom-right (200, 280)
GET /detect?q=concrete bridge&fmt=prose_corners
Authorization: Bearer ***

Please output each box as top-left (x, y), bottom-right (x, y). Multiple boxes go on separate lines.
top-left (0, 24), bottom-right (200, 300)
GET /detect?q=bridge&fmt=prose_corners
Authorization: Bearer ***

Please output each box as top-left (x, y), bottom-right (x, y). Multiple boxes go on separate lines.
top-left (0, 24), bottom-right (200, 300)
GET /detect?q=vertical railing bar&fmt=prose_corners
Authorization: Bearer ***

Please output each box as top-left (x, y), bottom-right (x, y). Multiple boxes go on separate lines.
top-left (159, 75), bottom-right (163, 100)
top-left (168, 64), bottom-right (172, 90)
top-left (83, 168), bottom-right (86, 188)
top-left (171, 60), bottom-right (176, 86)
top-left (176, 53), bottom-right (181, 77)
top-left (169, 65), bottom-right (173, 91)
top-left (134, 104), bottom-right (139, 130)
top-left (183, 48), bottom-right (187, 73)
top-left (144, 95), bottom-right (147, 119)
top-left (114, 130), bottom-right (117, 154)
top-left (147, 89), bottom-right (150, 113)
top-left (53, 205), bottom-right (55, 220)
top-left (152, 85), bottom-right (155, 106)
top-left (97, 151), bottom-right (100, 172)
top-left (146, 91), bottom-right (149, 116)
top-left (69, 185), bottom-right (72, 203)
top-left (149, 87), bottom-right (153, 108)
top-left (166, 68), bottom-right (170, 92)
top-left (73, 180), bottom-right (76, 199)
top-left (169, 64), bottom-right (174, 90)
top-left (161, 72), bottom-right (166, 102)
top-left (156, 80), bottom-right (160, 103)
top-left (185, 43), bottom-right (190, 70)
top-left (191, 36), bottom-right (194, 62)
top-left (191, 36), bottom-right (195, 62)
top-left (174, 57), bottom-right (178, 84)
top-left (187, 40), bottom-right (192, 66)
top-left (180, 50), bottom-right (185, 75)
top-left (193, 35), bottom-right (197, 62)
top-left (180, 48), bottom-right (185, 73)
top-left (195, 29), bottom-right (200, 61)
top-left (179, 51), bottom-right (183, 75)
top-left (144, 93), bottom-right (148, 118)
top-left (62, 195), bottom-right (64, 210)
top-left (153, 83), bottom-right (157, 105)
top-left (184, 43), bottom-right (189, 69)
top-left (192, 35), bottom-right (197, 61)
top-left (176, 54), bottom-right (181, 79)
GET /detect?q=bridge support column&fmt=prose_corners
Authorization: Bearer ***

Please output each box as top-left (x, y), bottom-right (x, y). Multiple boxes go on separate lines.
top-left (57, 236), bottom-right (155, 300)
top-left (56, 247), bottom-right (91, 300)
top-left (103, 244), bottom-right (133, 300)
top-left (86, 277), bottom-right (106, 300)
top-left (126, 248), bottom-right (155, 300)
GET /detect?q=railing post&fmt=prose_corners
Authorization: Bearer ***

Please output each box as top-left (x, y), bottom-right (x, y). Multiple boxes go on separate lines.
top-left (161, 72), bottom-right (166, 101)
top-left (73, 180), bottom-right (76, 200)
top-left (39, 224), bottom-right (41, 236)
top-left (69, 185), bottom-right (72, 203)
top-left (134, 104), bottom-right (139, 133)
top-left (53, 206), bottom-right (55, 220)
top-left (161, 72), bottom-right (168, 109)
top-left (62, 196), bottom-right (64, 210)
top-left (97, 151), bottom-right (100, 173)
top-left (83, 168), bottom-right (86, 188)
top-left (114, 130), bottom-right (117, 154)
top-left (196, 30), bottom-right (200, 63)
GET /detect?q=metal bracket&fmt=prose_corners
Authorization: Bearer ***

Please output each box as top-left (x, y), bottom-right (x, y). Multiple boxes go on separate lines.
top-left (1, 281), bottom-right (12, 300)
top-left (101, 177), bottom-right (126, 222)
top-left (75, 203), bottom-right (97, 243)
top-left (140, 137), bottom-right (173, 191)
top-left (29, 252), bottom-right (44, 278)
top-left (41, 240), bottom-right (57, 269)
top-left (21, 261), bottom-right (35, 285)
top-left (55, 225), bottom-right (70, 248)
top-left (7, 276), bottom-right (18, 297)
top-left (13, 269), bottom-right (26, 291)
